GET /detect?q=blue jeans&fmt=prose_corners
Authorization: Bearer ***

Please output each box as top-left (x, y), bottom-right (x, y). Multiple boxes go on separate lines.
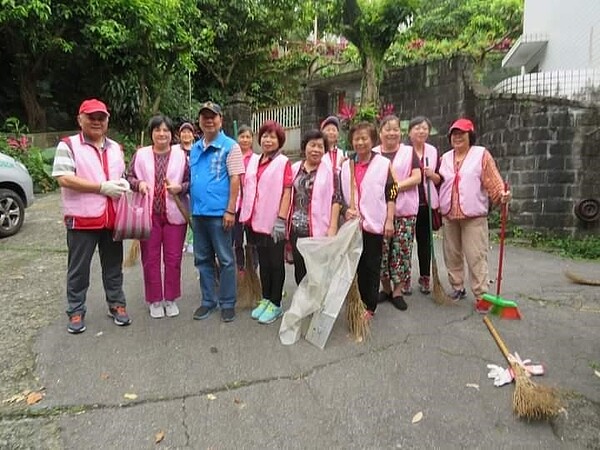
top-left (192, 216), bottom-right (236, 309)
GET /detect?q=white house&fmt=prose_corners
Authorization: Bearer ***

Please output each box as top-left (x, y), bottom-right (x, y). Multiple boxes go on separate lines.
top-left (496, 0), bottom-right (600, 102)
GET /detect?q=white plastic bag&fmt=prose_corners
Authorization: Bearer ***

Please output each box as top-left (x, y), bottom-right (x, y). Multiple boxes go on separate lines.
top-left (279, 219), bottom-right (363, 347)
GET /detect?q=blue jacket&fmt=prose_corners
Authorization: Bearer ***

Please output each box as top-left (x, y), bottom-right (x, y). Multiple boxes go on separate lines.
top-left (189, 130), bottom-right (236, 216)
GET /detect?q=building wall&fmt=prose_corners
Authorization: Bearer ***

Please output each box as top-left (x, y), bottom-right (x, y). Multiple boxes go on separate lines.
top-left (524, 0), bottom-right (600, 70)
top-left (302, 57), bottom-right (600, 235)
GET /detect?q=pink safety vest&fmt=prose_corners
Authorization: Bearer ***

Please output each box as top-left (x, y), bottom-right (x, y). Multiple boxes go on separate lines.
top-left (421, 143), bottom-right (440, 209)
top-left (291, 160), bottom-right (335, 237)
top-left (391, 144), bottom-right (419, 217)
top-left (323, 147), bottom-right (346, 173)
top-left (240, 153), bottom-right (288, 234)
top-left (340, 154), bottom-right (390, 234)
top-left (235, 150), bottom-right (254, 212)
top-left (60, 134), bottom-right (125, 218)
top-left (134, 145), bottom-right (187, 225)
top-left (439, 145), bottom-right (489, 217)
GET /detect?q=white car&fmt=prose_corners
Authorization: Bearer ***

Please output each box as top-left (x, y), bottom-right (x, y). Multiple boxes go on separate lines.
top-left (0, 151), bottom-right (35, 237)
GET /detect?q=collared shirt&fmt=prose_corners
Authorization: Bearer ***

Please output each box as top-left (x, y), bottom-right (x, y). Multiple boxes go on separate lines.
top-left (291, 161), bottom-right (342, 236)
top-left (257, 151), bottom-right (293, 187)
top-left (448, 150), bottom-right (504, 220)
top-left (201, 134), bottom-right (245, 177)
top-left (351, 151), bottom-right (396, 203)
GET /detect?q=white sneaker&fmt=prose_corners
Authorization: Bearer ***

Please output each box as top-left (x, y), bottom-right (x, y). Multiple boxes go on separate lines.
top-left (149, 302), bottom-right (165, 319)
top-left (164, 301), bottom-right (179, 317)
top-left (186, 244), bottom-right (194, 254)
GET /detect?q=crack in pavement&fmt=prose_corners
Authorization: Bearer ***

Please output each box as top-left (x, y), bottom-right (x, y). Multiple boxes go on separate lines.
top-left (181, 397), bottom-right (190, 447)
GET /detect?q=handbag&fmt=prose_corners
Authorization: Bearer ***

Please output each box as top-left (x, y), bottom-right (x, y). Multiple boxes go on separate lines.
top-left (113, 191), bottom-right (152, 241)
top-left (431, 208), bottom-right (443, 231)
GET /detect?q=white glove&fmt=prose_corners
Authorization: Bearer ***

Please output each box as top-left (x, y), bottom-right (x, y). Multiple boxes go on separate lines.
top-left (271, 217), bottom-right (286, 244)
top-left (117, 178), bottom-right (130, 191)
top-left (508, 352), bottom-right (545, 376)
top-left (100, 180), bottom-right (128, 199)
top-left (487, 364), bottom-right (514, 387)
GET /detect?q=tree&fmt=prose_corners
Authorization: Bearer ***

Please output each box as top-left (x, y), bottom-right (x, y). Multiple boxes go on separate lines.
top-left (338, 0), bottom-right (418, 107)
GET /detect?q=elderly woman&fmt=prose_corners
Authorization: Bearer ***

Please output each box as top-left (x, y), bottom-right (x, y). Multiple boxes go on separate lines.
top-left (289, 129), bottom-right (342, 285)
top-left (439, 118), bottom-right (511, 313)
top-left (240, 120), bottom-right (292, 324)
top-left (127, 115), bottom-right (189, 319)
top-left (374, 115), bottom-right (421, 311)
top-left (407, 116), bottom-right (442, 295)
top-left (340, 121), bottom-right (396, 319)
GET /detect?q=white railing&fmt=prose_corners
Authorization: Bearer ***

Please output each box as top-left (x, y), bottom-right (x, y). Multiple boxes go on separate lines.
top-left (251, 103), bottom-right (301, 131)
top-left (494, 69), bottom-right (600, 102)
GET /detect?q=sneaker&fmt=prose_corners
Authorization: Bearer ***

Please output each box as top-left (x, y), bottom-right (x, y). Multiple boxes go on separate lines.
top-left (186, 244), bottom-right (194, 254)
top-left (164, 301), bottom-right (179, 318)
top-left (221, 308), bottom-right (235, 322)
top-left (390, 295), bottom-right (408, 311)
top-left (258, 303), bottom-right (283, 324)
top-left (418, 276), bottom-right (431, 294)
top-left (67, 313), bottom-right (86, 334)
top-left (149, 302), bottom-right (165, 319)
top-left (378, 291), bottom-right (391, 304)
top-left (450, 288), bottom-right (467, 301)
top-left (193, 305), bottom-right (215, 320)
top-left (251, 299), bottom-right (270, 320)
top-left (108, 305), bottom-right (132, 326)
top-left (475, 298), bottom-right (492, 315)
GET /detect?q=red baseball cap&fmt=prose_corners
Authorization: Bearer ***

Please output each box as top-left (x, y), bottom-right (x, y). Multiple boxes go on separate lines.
top-left (79, 99), bottom-right (110, 116)
top-left (448, 118), bottom-right (474, 133)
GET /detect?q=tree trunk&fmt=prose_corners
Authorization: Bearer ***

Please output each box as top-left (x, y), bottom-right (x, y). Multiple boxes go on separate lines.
top-left (18, 71), bottom-right (46, 131)
top-left (360, 55), bottom-right (382, 107)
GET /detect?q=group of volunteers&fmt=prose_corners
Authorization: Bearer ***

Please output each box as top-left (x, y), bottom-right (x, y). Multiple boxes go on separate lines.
top-left (53, 98), bottom-right (510, 335)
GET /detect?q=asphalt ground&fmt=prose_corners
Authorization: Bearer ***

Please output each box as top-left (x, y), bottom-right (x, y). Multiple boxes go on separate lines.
top-left (0, 192), bottom-right (599, 449)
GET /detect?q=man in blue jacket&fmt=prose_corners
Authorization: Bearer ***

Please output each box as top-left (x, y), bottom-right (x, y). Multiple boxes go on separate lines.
top-left (189, 102), bottom-right (245, 322)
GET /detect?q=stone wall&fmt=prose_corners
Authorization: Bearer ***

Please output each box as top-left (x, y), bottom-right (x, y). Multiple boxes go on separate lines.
top-left (301, 57), bottom-right (600, 235)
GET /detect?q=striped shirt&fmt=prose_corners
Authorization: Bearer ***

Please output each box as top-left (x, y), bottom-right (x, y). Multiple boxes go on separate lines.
top-left (201, 137), bottom-right (245, 177)
top-left (52, 135), bottom-right (109, 177)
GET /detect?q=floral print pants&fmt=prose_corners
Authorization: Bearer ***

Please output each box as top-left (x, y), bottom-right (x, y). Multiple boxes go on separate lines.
top-left (381, 216), bottom-right (416, 286)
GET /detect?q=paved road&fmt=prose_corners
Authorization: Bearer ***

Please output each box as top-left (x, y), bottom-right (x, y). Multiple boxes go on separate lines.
top-left (1, 192), bottom-right (599, 449)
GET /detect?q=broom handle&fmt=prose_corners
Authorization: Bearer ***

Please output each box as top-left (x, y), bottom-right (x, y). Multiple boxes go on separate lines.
top-left (496, 181), bottom-right (509, 296)
top-left (483, 316), bottom-right (512, 365)
top-left (425, 157), bottom-right (435, 260)
top-left (349, 158), bottom-right (356, 208)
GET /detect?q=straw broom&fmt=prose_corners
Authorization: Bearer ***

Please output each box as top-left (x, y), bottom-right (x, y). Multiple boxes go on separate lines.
top-left (483, 316), bottom-right (562, 420)
top-left (564, 270), bottom-right (600, 286)
top-left (237, 244), bottom-right (262, 309)
top-left (425, 158), bottom-right (454, 305)
top-left (345, 158), bottom-right (370, 342)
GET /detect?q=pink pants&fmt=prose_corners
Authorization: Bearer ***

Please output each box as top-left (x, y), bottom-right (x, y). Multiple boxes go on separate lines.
top-left (140, 213), bottom-right (187, 303)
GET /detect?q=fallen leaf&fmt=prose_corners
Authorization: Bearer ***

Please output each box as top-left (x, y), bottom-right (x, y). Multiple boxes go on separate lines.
top-left (411, 411), bottom-right (423, 424)
top-left (26, 391), bottom-right (44, 405)
top-left (233, 398), bottom-right (242, 404)
top-left (594, 370), bottom-right (600, 379)
top-left (206, 394), bottom-right (217, 400)
top-left (466, 383), bottom-right (480, 391)
top-left (95, 331), bottom-right (103, 337)
top-left (100, 373), bottom-right (110, 380)
top-left (124, 393), bottom-right (138, 400)
top-left (155, 430), bottom-right (165, 444)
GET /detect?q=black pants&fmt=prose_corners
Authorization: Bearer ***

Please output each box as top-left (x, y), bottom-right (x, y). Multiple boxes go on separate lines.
top-left (289, 230), bottom-right (309, 285)
top-left (66, 228), bottom-right (126, 316)
top-left (249, 229), bottom-right (286, 307)
top-left (357, 230), bottom-right (383, 312)
top-left (415, 205), bottom-right (431, 277)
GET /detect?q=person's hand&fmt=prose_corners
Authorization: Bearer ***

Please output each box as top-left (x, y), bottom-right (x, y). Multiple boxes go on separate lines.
top-left (500, 189), bottom-right (512, 204)
top-left (222, 211), bottom-right (235, 230)
top-left (487, 364), bottom-right (514, 387)
top-left (100, 180), bottom-right (128, 199)
top-left (384, 218), bottom-right (394, 239)
top-left (165, 178), bottom-right (182, 195)
top-left (271, 217), bottom-right (286, 243)
top-left (118, 178), bottom-right (130, 191)
top-left (423, 167), bottom-right (435, 179)
top-left (138, 181), bottom-right (149, 195)
top-left (345, 208), bottom-right (359, 221)
top-left (326, 226), bottom-right (337, 237)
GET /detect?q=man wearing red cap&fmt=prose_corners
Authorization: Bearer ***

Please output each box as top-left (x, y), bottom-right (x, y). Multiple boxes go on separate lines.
top-left (438, 118), bottom-right (511, 313)
top-left (52, 98), bottom-right (132, 334)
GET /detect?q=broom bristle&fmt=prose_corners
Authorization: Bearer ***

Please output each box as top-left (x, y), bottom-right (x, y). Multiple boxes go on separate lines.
top-left (236, 245), bottom-right (262, 309)
top-left (564, 270), bottom-right (600, 286)
top-left (431, 256), bottom-right (456, 306)
top-left (346, 277), bottom-right (370, 342)
top-left (512, 364), bottom-right (562, 420)
top-left (123, 240), bottom-right (140, 267)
